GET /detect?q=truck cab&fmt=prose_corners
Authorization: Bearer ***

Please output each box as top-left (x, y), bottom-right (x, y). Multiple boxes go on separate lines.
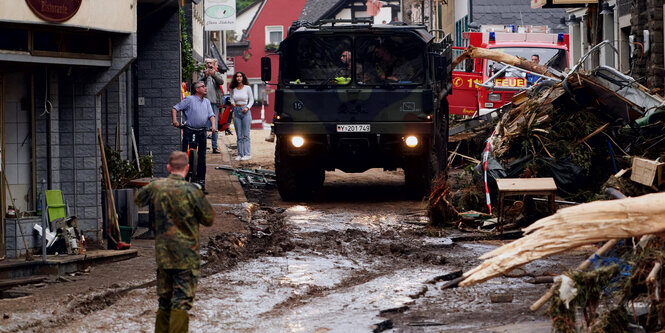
top-left (448, 29), bottom-right (569, 116)
top-left (261, 19), bottom-right (453, 200)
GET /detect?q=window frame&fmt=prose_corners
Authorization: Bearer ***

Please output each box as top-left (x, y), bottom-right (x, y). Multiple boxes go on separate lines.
top-left (265, 25), bottom-right (284, 46)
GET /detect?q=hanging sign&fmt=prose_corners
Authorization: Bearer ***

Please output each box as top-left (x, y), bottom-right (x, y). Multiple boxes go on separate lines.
top-left (26, 0), bottom-right (82, 23)
top-left (205, 0), bottom-right (236, 31)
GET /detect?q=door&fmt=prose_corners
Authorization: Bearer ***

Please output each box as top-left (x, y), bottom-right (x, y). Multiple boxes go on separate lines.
top-left (0, 73), bottom-right (4, 259)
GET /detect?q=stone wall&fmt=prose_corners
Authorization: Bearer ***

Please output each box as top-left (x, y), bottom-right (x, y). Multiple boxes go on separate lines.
top-left (631, 0), bottom-right (664, 90)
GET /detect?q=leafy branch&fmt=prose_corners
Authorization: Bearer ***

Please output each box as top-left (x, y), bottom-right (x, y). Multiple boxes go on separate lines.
top-left (180, 8), bottom-right (204, 82)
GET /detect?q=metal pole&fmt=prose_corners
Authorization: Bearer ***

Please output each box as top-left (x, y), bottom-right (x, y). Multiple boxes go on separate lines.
top-left (40, 179), bottom-right (46, 262)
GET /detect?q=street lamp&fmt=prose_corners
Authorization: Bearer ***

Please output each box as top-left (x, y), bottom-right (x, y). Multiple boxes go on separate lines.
top-left (568, 15), bottom-right (580, 25)
top-left (600, 1), bottom-right (615, 15)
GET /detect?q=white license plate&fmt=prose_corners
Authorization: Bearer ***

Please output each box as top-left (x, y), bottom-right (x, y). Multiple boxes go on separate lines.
top-left (336, 124), bottom-right (370, 132)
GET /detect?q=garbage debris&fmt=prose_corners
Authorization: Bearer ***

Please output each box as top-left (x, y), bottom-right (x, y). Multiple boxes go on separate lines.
top-left (215, 165), bottom-right (276, 187)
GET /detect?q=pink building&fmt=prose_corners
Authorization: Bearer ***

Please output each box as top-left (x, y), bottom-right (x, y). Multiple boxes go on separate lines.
top-left (233, 0), bottom-right (308, 128)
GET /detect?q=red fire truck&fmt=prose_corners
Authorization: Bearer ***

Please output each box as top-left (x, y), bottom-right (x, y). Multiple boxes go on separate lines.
top-left (448, 29), bottom-right (570, 116)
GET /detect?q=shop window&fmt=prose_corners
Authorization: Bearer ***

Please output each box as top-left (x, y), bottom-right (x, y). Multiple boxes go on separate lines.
top-left (33, 30), bottom-right (111, 59)
top-left (0, 28), bottom-right (29, 52)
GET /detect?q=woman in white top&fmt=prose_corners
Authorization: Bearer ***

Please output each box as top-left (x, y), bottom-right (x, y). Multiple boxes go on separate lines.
top-left (229, 72), bottom-right (254, 160)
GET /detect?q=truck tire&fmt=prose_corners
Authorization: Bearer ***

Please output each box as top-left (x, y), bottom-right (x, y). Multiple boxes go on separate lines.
top-left (275, 139), bottom-right (301, 201)
top-left (530, 80), bottom-right (556, 96)
top-left (275, 137), bottom-right (325, 201)
top-left (404, 149), bottom-right (438, 199)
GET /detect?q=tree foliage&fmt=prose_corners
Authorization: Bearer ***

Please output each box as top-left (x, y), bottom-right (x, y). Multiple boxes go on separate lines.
top-left (237, 0), bottom-right (255, 12)
top-left (180, 8), bottom-right (204, 83)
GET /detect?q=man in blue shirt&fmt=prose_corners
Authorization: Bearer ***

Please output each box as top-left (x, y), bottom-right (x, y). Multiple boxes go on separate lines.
top-left (171, 81), bottom-right (217, 194)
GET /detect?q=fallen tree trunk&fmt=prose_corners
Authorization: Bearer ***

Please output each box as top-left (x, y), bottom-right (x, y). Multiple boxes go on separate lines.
top-left (459, 192), bottom-right (665, 287)
top-left (452, 46), bottom-right (556, 77)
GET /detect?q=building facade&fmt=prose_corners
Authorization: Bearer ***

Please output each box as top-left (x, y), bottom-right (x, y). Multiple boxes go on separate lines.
top-left (0, 0), bottom-right (206, 257)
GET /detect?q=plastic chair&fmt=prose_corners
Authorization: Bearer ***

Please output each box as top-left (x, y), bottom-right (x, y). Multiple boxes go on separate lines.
top-left (45, 190), bottom-right (68, 225)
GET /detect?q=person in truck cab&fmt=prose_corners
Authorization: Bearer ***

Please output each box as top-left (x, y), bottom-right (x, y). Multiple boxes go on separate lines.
top-left (368, 43), bottom-right (419, 84)
top-left (531, 54), bottom-right (540, 64)
top-left (527, 54), bottom-right (541, 86)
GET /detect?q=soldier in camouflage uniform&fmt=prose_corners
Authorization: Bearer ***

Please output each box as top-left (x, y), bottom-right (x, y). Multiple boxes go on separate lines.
top-left (134, 151), bottom-right (214, 333)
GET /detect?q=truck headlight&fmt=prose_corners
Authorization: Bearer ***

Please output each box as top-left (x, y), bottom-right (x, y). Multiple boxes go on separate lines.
top-left (405, 136), bottom-right (418, 148)
top-left (488, 93), bottom-right (501, 102)
top-left (291, 136), bottom-right (305, 148)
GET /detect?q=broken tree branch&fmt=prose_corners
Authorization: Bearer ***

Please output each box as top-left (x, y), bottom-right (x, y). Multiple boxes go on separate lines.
top-left (529, 239), bottom-right (619, 312)
top-left (460, 192), bottom-right (665, 288)
top-left (574, 123), bottom-right (610, 146)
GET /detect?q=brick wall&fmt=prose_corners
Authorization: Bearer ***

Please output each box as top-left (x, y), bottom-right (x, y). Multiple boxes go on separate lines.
top-left (137, 6), bottom-right (182, 177)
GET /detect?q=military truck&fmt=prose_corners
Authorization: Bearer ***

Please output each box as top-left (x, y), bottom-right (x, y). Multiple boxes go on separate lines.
top-left (260, 18), bottom-right (453, 200)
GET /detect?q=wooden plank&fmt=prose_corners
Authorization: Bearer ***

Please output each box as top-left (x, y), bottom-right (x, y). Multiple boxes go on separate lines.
top-left (631, 157), bottom-right (665, 186)
top-left (496, 178), bottom-right (557, 192)
top-left (0, 276), bottom-right (45, 289)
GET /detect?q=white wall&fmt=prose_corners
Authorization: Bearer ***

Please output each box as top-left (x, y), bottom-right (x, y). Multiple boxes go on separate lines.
top-left (234, 2), bottom-right (261, 41)
top-left (3, 72), bottom-right (32, 213)
top-left (455, 0), bottom-right (469, 21)
top-left (0, 0), bottom-right (136, 33)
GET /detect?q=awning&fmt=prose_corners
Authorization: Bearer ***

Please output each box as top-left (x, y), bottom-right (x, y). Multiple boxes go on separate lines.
top-left (210, 42), bottom-right (229, 73)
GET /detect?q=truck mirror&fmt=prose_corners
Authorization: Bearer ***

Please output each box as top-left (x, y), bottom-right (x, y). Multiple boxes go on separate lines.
top-left (434, 55), bottom-right (447, 82)
top-left (261, 57), bottom-right (271, 82)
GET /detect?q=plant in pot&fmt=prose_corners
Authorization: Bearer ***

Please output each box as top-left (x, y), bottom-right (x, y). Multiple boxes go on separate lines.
top-left (104, 146), bottom-right (153, 235)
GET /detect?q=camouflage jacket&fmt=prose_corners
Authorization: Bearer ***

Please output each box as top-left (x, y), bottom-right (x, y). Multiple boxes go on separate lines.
top-left (134, 174), bottom-right (214, 269)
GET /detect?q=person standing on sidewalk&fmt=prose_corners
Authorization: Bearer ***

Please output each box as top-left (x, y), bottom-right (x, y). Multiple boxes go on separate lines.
top-left (230, 71), bottom-right (254, 160)
top-left (171, 81), bottom-right (217, 194)
top-left (134, 151), bottom-right (214, 333)
top-left (202, 58), bottom-right (225, 154)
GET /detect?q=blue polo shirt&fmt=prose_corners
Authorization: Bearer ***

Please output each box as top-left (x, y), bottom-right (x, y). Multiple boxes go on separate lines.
top-left (173, 95), bottom-right (214, 128)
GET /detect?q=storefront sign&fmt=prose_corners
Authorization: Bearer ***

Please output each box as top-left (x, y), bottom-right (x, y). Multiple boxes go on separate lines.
top-left (26, 0), bottom-right (82, 23)
top-left (205, 0), bottom-right (236, 31)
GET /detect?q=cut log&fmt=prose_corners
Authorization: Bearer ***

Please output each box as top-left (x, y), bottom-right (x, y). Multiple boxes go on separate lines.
top-left (459, 192), bottom-right (665, 287)
top-left (452, 46), bottom-right (555, 77)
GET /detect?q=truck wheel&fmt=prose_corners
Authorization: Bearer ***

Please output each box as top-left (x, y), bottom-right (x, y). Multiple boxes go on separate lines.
top-left (275, 140), bottom-right (301, 201)
top-left (308, 167), bottom-right (325, 191)
top-left (530, 80), bottom-right (556, 96)
top-left (275, 137), bottom-right (323, 201)
top-left (404, 150), bottom-right (437, 199)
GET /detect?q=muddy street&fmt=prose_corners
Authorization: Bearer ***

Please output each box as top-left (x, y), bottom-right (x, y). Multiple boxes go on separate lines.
top-left (0, 131), bottom-right (590, 332)
top-left (3, 168), bottom-right (581, 333)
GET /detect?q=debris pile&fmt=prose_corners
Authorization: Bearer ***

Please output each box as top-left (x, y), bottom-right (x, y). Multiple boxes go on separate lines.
top-left (432, 62), bottom-right (665, 229)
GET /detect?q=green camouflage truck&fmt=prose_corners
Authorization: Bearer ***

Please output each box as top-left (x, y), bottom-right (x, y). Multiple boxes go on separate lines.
top-left (261, 19), bottom-right (453, 200)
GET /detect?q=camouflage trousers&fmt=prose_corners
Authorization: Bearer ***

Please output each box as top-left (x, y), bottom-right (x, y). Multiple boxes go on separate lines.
top-left (157, 268), bottom-right (200, 311)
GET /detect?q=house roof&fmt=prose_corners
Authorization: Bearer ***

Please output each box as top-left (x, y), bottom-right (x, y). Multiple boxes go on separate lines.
top-left (299, 0), bottom-right (345, 23)
top-left (472, 0), bottom-right (568, 33)
top-left (242, 0), bottom-right (267, 40)
top-left (238, 0), bottom-right (261, 16)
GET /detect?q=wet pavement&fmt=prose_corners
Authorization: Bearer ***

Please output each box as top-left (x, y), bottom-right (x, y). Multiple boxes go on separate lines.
top-left (49, 199), bottom-right (583, 332)
top-left (0, 131), bottom-right (590, 332)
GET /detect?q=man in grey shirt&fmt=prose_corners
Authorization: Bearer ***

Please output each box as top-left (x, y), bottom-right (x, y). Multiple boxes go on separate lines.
top-left (202, 58), bottom-right (225, 154)
top-left (171, 81), bottom-right (217, 194)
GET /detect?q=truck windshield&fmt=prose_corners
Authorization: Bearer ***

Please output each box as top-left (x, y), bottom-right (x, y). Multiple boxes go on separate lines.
top-left (355, 36), bottom-right (425, 85)
top-left (486, 47), bottom-right (568, 78)
top-left (282, 36), bottom-right (352, 86)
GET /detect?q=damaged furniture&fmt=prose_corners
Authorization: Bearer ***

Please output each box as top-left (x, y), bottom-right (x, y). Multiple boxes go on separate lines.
top-left (496, 178), bottom-right (557, 233)
top-left (34, 190), bottom-right (84, 255)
